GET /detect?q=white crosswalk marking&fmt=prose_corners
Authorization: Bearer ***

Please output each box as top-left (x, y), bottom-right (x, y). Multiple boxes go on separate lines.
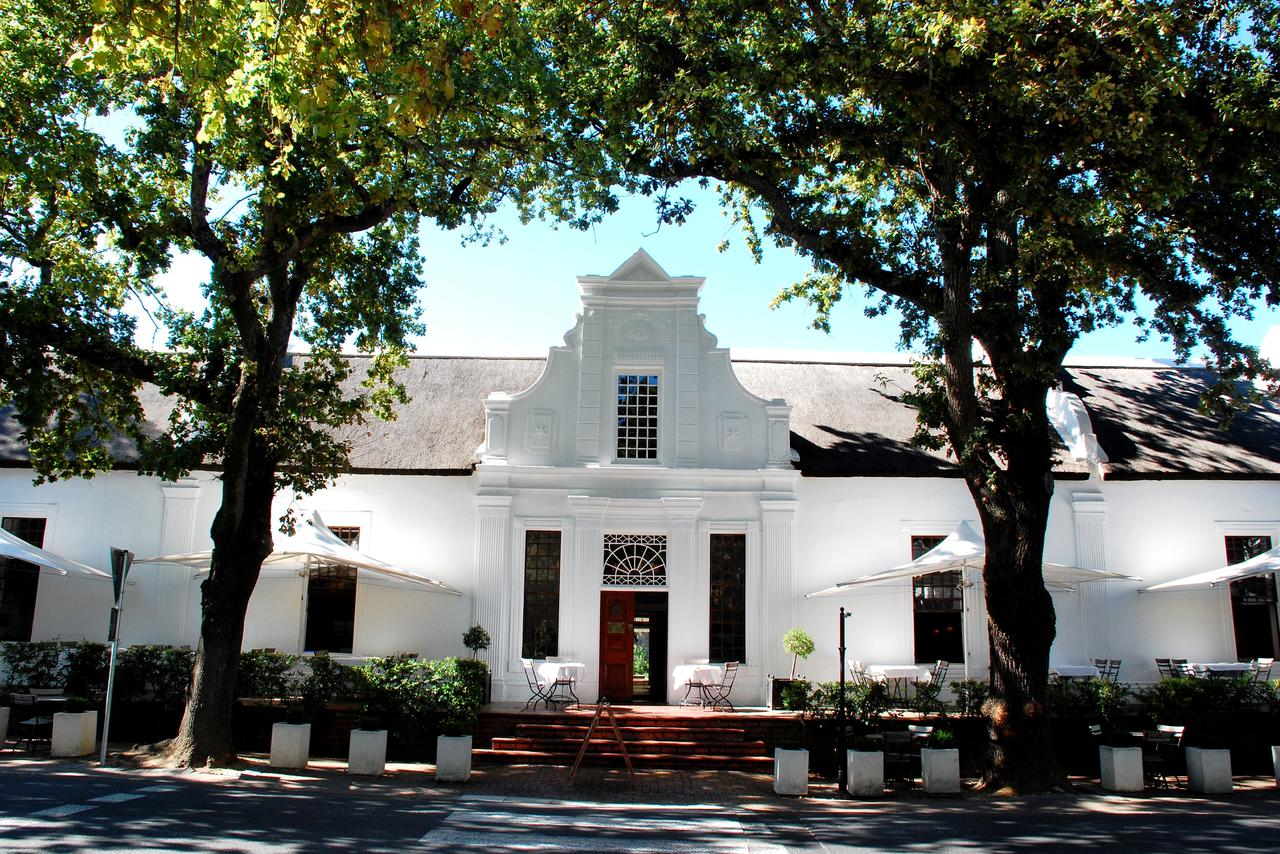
top-left (89, 793), bottom-right (145, 804)
top-left (418, 807), bottom-right (787, 852)
top-left (29, 804), bottom-right (95, 818)
top-left (135, 784), bottom-right (180, 794)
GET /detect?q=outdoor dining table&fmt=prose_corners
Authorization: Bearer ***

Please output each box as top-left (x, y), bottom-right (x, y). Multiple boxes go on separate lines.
top-left (864, 665), bottom-right (933, 702)
top-left (1187, 662), bottom-right (1252, 678)
top-left (672, 663), bottom-right (724, 706)
top-left (535, 661), bottom-right (585, 708)
top-left (1051, 664), bottom-right (1101, 679)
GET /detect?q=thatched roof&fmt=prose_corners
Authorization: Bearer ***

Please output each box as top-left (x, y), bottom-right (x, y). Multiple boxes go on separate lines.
top-left (3, 356), bottom-right (1278, 479)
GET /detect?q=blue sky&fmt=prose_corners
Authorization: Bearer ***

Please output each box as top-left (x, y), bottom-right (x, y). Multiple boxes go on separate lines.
top-left (143, 183), bottom-right (1280, 362)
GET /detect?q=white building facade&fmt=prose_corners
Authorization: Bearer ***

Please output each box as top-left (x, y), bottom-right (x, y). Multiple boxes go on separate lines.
top-left (2, 251), bottom-right (1279, 706)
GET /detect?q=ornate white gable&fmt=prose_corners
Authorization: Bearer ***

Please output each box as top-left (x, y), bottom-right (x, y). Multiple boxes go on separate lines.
top-left (480, 251), bottom-right (791, 470)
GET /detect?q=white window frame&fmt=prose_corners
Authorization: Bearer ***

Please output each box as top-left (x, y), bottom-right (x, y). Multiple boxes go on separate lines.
top-left (612, 369), bottom-right (662, 464)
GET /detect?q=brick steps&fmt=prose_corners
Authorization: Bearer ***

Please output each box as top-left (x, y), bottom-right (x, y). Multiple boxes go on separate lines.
top-left (473, 748), bottom-right (776, 771)
top-left (474, 707), bottom-right (799, 772)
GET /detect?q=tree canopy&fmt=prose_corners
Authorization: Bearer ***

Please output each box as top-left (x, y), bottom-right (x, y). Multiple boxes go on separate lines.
top-left (539, 0), bottom-right (1280, 790)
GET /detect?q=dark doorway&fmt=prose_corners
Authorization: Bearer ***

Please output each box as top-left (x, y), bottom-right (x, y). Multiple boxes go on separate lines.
top-left (633, 591), bottom-right (668, 704)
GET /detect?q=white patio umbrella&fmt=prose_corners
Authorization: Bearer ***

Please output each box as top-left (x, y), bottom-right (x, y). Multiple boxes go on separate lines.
top-left (1144, 543), bottom-right (1280, 592)
top-left (0, 525), bottom-right (110, 578)
top-left (806, 520), bottom-right (1140, 597)
top-left (134, 511), bottom-right (461, 595)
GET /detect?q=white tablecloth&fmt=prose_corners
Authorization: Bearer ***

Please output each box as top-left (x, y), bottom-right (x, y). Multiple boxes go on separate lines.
top-left (672, 664), bottom-right (724, 692)
top-left (1188, 662), bottom-right (1251, 676)
top-left (536, 662), bottom-right (585, 685)
top-left (1052, 665), bottom-right (1101, 678)
top-left (865, 665), bottom-right (932, 681)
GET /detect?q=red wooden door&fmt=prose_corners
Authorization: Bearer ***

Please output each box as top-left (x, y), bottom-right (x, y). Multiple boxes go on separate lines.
top-left (599, 591), bottom-right (635, 702)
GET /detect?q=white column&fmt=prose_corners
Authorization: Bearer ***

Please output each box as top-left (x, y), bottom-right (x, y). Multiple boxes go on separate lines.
top-left (962, 567), bottom-right (989, 678)
top-left (760, 499), bottom-right (798, 687)
top-left (473, 495), bottom-right (512, 683)
top-left (664, 498), bottom-right (703, 701)
top-left (147, 479), bottom-right (201, 645)
top-left (567, 496), bottom-right (608, 701)
top-left (1072, 490), bottom-right (1111, 661)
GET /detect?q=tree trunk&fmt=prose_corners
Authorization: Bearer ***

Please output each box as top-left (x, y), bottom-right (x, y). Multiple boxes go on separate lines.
top-left (164, 451), bottom-right (276, 767)
top-left (979, 506), bottom-right (1065, 792)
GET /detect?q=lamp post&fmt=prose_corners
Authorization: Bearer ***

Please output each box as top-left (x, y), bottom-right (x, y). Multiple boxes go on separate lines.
top-left (836, 606), bottom-right (851, 794)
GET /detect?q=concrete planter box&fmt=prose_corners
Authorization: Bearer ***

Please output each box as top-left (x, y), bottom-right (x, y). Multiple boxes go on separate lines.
top-left (0, 707), bottom-right (8, 741)
top-left (846, 749), bottom-right (884, 797)
top-left (269, 722), bottom-right (311, 769)
top-left (1186, 747), bottom-right (1232, 794)
top-left (773, 747), bottom-right (809, 796)
top-left (1100, 745), bottom-right (1143, 792)
top-left (1272, 745), bottom-right (1280, 787)
top-left (51, 711), bottom-right (97, 757)
top-left (921, 747), bottom-right (961, 794)
top-left (348, 729), bottom-right (388, 776)
top-left (435, 734), bottom-right (472, 782)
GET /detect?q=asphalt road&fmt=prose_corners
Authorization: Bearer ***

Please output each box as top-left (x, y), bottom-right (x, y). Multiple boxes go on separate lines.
top-left (0, 760), bottom-right (1278, 853)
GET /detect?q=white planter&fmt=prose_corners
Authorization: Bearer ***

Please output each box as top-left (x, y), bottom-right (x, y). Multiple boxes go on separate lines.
top-left (846, 750), bottom-right (884, 797)
top-left (435, 734), bottom-right (472, 783)
top-left (1272, 745), bottom-right (1280, 787)
top-left (920, 747), bottom-right (961, 794)
top-left (51, 711), bottom-right (97, 757)
top-left (1100, 745), bottom-right (1144, 792)
top-left (269, 722), bottom-right (311, 769)
top-left (773, 747), bottom-right (809, 796)
top-left (1186, 747), bottom-right (1232, 794)
top-left (348, 729), bottom-right (388, 776)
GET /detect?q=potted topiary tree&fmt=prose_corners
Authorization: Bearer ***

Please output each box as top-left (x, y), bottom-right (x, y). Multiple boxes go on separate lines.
top-left (462, 625), bottom-right (492, 703)
top-left (770, 628), bottom-right (815, 710)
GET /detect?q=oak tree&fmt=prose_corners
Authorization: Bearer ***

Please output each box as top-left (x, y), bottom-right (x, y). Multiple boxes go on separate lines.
top-left (540, 0), bottom-right (1280, 790)
top-left (0, 0), bottom-right (613, 766)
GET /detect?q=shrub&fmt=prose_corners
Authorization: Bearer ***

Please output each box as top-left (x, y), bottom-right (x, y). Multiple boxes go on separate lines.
top-left (357, 655), bottom-right (489, 744)
top-left (804, 679), bottom-right (890, 729)
top-left (236, 650), bottom-right (300, 699)
top-left (779, 677), bottom-right (812, 711)
top-left (63, 641), bottom-right (109, 696)
top-left (1047, 677), bottom-right (1130, 731)
top-left (116, 645), bottom-right (194, 708)
top-left (949, 680), bottom-right (989, 717)
top-left (297, 652), bottom-right (353, 718)
top-left (1134, 676), bottom-right (1275, 744)
top-left (1, 640), bottom-right (64, 688)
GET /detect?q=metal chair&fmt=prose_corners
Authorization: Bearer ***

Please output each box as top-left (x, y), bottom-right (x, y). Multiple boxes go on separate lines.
top-left (1142, 724), bottom-right (1186, 789)
top-left (927, 661), bottom-right (950, 688)
top-left (883, 731), bottom-right (920, 790)
top-left (1251, 657), bottom-right (1274, 682)
top-left (1171, 658), bottom-right (1193, 678)
top-left (702, 661), bottom-right (739, 711)
top-left (849, 660), bottom-right (869, 686)
top-left (1154, 658), bottom-right (1175, 678)
top-left (520, 659), bottom-right (554, 711)
top-left (1093, 659), bottom-right (1121, 683)
top-left (9, 694), bottom-right (53, 752)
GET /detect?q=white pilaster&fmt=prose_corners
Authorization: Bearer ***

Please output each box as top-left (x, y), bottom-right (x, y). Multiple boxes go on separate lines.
top-left (1072, 490), bottom-right (1111, 661)
top-left (473, 495), bottom-right (512, 679)
top-left (575, 311), bottom-right (605, 464)
top-left (663, 498), bottom-right (703, 700)
top-left (760, 499), bottom-right (798, 686)
top-left (567, 496), bottom-right (609, 700)
top-left (149, 479), bottom-right (201, 645)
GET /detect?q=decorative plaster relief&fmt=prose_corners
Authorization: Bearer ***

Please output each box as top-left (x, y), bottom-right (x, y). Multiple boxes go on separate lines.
top-left (615, 350), bottom-right (664, 362)
top-left (608, 310), bottom-right (673, 346)
top-left (527, 410), bottom-right (557, 452)
top-left (719, 412), bottom-right (747, 453)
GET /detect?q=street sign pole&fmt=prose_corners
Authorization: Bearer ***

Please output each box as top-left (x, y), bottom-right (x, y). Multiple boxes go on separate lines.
top-left (100, 547), bottom-right (133, 766)
top-left (836, 606), bottom-right (851, 794)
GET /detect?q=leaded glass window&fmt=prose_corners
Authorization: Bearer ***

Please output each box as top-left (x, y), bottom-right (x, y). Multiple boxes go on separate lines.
top-left (0, 517), bottom-right (44, 642)
top-left (911, 534), bottom-right (963, 664)
top-left (305, 525), bottom-right (359, 654)
top-left (616, 373), bottom-right (659, 460)
top-left (603, 534), bottom-right (667, 588)
top-left (522, 530), bottom-right (561, 658)
top-left (709, 533), bottom-right (746, 663)
top-left (1226, 535), bottom-right (1279, 660)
